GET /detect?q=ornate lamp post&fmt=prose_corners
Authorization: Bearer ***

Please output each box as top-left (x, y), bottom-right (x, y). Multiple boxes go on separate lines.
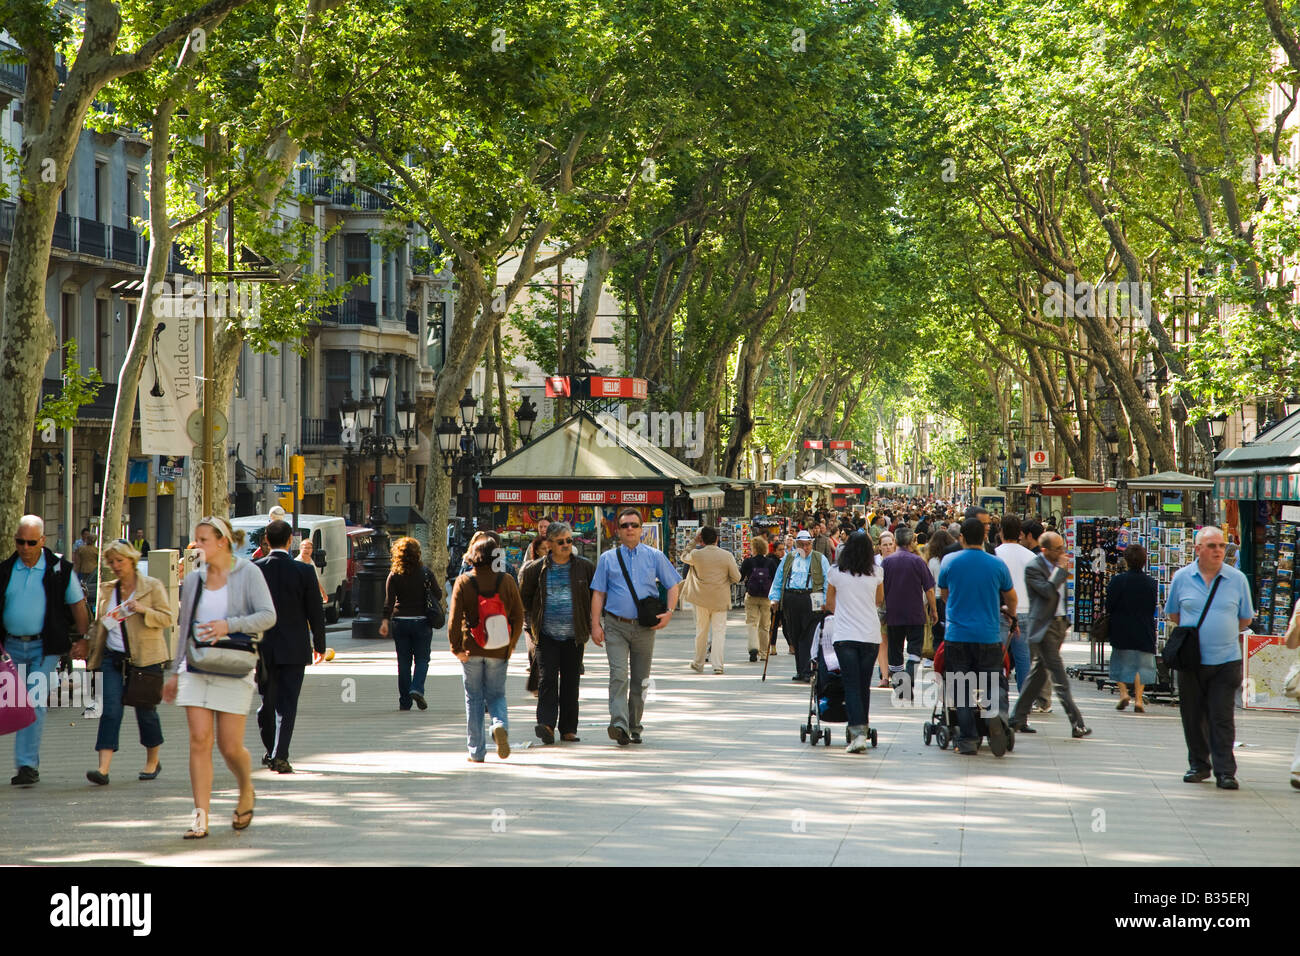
top-left (1105, 427), bottom-right (1120, 481)
top-left (346, 364), bottom-right (416, 639)
top-left (1207, 413), bottom-right (1227, 453)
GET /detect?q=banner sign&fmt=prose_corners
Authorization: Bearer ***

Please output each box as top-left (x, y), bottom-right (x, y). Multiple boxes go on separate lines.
top-left (833, 487), bottom-right (862, 494)
top-left (803, 440), bottom-right (824, 449)
top-left (480, 488), bottom-right (665, 504)
top-left (544, 376), bottom-right (571, 397)
top-left (829, 440), bottom-right (853, 449)
top-left (589, 377), bottom-right (648, 399)
top-left (139, 308), bottom-right (198, 455)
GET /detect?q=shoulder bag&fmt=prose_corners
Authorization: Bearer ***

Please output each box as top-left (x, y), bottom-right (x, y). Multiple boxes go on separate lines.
top-left (0, 651), bottom-right (36, 735)
top-left (1161, 575), bottom-right (1222, 671)
top-left (115, 583), bottom-right (164, 708)
top-left (186, 575), bottom-right (261, 677)
top-left (616, 548), bottom-right (666, 627)
top-left (423, 566), bottom-right (447, 630)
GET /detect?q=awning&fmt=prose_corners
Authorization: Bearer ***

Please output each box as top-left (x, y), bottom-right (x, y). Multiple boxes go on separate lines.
top-left (688, 485), bottom-right (725, 510)
top-left (1126, 470), bottom-right (1214, 492)
top-left (1040, 476), bottom-right (1110, 496)
top-left (1214, 463), bottom-right (1300, 501)
top-left (385, 506), bottom-right (428, 525)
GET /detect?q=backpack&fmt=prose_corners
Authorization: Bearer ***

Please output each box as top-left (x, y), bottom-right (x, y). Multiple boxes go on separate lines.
top-left (465, 573), bottom-right (510, 650)
top-left (746, 560), bottom-right (774, 597)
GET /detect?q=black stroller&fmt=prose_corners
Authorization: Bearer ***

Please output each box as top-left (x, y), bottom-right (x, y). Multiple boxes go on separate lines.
top-left (922, 641), bottom-right (1014, 752)
top-left (800, 612), bottom-right (878, 748)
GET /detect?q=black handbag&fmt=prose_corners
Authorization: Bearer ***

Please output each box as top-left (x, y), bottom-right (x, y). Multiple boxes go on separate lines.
top-left (1090, 613), bottom-right (1109, 644)
top-left (1162, 576), bottom-right (1222, 671)
top-left (108, 584), bottom-right (164, 708)
top-left (615, 549), bottom-right (667, 627)
top-left (423, 566), bottom-right (447, 629)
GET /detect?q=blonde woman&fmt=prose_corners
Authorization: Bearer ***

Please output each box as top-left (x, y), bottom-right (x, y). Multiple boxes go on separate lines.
top-left (85, 540), bottom-right (177, 785)
top-left (162, 516), bottom-right (276, 839)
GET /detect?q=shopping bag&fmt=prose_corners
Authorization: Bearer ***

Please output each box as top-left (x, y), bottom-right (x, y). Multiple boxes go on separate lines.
top-left (0, 652), bottom-right (37, 736)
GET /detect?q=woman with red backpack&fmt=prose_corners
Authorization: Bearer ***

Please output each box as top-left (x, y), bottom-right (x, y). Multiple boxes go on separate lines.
top-left (448, 536), bottom-right (525, 762)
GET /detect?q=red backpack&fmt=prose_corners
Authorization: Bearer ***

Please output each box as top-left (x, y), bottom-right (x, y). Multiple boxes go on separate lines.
top-left (466, 574), bottom-right (510, 649)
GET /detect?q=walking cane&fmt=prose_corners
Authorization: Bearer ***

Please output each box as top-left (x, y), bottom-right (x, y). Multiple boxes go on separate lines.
top-left (762, 603), bottom-right (779, 682)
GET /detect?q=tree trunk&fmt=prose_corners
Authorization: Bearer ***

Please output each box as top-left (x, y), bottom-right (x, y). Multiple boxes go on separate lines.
top-left (565, 244), bottom-right (611, 372)
top-left (493, 322), bottom-right (513, 455)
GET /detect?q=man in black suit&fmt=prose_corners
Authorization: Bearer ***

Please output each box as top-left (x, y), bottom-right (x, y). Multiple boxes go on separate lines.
top-left (255, 520), bottom-right (326, 773)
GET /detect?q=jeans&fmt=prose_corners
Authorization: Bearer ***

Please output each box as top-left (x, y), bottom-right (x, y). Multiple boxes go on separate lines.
top-left (692, 606), bottom-right (728, 670)
top-left (393, 618), bottom-right (432, 709)
top-left (1179, 659), bottom-right (1242, 778)
top-left (944, 640), bottom-right (1007, 748)
top-left (603, 615), bottom-right (655, 735)
top-left (462, 656), bottom-right (509, 760)
top-left (95, 652), bottom-right (164, 753)
top-left (833, 641), bottom-right (876, 730)
top-left (999, 613), bottom-right (1031, 693)
top-left (8, 639), bottom-right (58, 770)
top-left (537, 637), bottom-right (581, 735)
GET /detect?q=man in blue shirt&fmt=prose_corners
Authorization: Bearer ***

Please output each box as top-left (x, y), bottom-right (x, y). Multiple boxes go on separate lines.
top-left (1, 516), bottom-right (90, 785)
top-left (769, 530), bottom-right (832, 682)
top-left (1165, 526), bottom-right (1254, 790)
top-left (590, 509), bottom-right (682, 746)
top-left (937, 518), bottom-right (1016, 756)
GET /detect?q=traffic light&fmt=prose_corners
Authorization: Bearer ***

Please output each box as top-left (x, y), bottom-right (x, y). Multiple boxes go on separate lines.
top-left (279, 454), bottom-right (305, 512)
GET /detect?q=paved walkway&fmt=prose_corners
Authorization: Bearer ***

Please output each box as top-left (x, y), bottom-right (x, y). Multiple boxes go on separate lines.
top-left (3, 612), bottom-right (1298, 866)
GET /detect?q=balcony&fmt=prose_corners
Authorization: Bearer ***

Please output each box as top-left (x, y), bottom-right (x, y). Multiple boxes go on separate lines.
top-left (0, 42), bottom-right (25, 94)
top-left (0, 200), bottom-right (13, 242)
top-left (405, 310), bottom-right (419, 334)
top-left (411, 244), bottom-right (445, 275)
top-left (320, 299), bottom-right (378, 327)
top-left (168, 243), bottom-right (195, 275)
top-left (301, 417), bottom-right (341, 446)
top-left (78, 218), bottom-right (106, 257)
top-left (52, 212), bottom-right (74, 251)
top-left (111, 226), bottom-right (141, 265)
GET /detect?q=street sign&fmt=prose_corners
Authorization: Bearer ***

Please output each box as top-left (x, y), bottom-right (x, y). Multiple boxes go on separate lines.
top-left (274, 483), bottom-right (291, 494)
top-left (1029, 449), bottom-right (1049, 469)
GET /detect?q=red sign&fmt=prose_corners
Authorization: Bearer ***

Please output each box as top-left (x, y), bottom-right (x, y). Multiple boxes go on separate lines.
top-left (834, 487), bottom-right (862, 495)
top-left (589, 377), bottom-right (648, 399)
top-left (829, 440), bottom-right (853, 450)
top-left (480, 488), bottom-right (664, 504)
top-left (545, 376), bottom-right (571, 397)
top-left (803, 440), bottom-right (824, 449)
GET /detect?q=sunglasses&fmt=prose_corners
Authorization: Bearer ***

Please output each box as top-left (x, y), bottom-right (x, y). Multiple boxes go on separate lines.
top-left (554, 538), bottom-right (573, 545)
top-left (619, 522), bottom-right (641, 529)
top-left (14, 537), bottom-right (39, 546)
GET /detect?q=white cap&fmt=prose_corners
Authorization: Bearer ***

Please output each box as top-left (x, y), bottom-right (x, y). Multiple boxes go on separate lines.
top-left (269, 506), bottom-right (287, 519)
top-left (795, 530), bottom-right (813, 541)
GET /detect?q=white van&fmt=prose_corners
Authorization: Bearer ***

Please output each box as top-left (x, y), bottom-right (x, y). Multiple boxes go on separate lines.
top-left (230, 514), bottom-right (348, 623)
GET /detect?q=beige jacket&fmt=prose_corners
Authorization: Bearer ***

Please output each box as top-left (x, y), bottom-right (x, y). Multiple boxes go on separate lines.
top-left (681, 545), bottom-right (741, 611)
top-left (87, 573), bottom-right (178, 669)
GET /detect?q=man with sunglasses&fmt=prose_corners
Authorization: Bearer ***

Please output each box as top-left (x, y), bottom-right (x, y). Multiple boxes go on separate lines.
top-left (589, 508), bottom-right (682, 746)
top-left (520, 522), bottom-right (595, 744)
top-left (1, 515), bottom-right (91, 785)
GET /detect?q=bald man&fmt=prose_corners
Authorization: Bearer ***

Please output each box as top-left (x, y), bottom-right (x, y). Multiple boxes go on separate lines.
top-left (1009, 531), bottom-right (1091, 738)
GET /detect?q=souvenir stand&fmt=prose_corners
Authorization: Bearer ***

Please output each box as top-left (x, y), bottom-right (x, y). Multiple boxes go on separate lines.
top-left (1213, 412), bottom-right (1300, 711)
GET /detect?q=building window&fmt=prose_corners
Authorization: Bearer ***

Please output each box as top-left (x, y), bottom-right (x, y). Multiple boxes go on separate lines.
top-left (261, 350), bottom-right (269, 399)
top-left (344, 234), bottom-right (370, 299)
top-left (236, 343), bottom-right (247, 399)
top-left (95, 298), bottom-right (109, 374)
top-left (126, 170), bottom-right (139, 223)
top-left (325, 350), bottom-right (350, 423)
top-left (60, 293), bottom-right (75, 351)
top-left (426, 299), bottom-right (445, 370)
top-left (280, 345), bottom-right (288, 400)
top-left (94, 161), bottom-right (108, 222)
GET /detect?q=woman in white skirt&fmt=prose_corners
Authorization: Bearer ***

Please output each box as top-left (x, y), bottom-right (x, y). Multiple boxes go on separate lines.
top-left (163, 515), bottom-right (276, 839)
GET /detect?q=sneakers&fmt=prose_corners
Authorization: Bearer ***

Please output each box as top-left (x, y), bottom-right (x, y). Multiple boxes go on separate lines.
top-left (846, 728), bottom-right (869, 754)
top-left (1031, 701), bottom-right (1052, 714)
top-left (10, 766), bottom-right (38, 785)
top-left (1071, 724), bottom-right (1093, 739)
top-left (714, 667), bottom-right (724, 675)
top-left (1183, 768), bottom-right (1211, 783)
top-left (493, 725), bottom-right (511, 759)
top-left (749, 650), bottom-right (759, 663)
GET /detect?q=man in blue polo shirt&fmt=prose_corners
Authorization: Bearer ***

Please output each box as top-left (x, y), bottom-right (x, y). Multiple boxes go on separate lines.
top-left (1, 515), bottom-right (90, 785)
top-left (937, 518), bottom-right (1016, 756)
top-left (1165, 526), bottom-right (1254, 790)
top-left (590, 508), bottom-right (682, 747)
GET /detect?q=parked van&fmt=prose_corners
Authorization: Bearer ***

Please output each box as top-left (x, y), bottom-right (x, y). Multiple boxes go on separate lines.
top-left (230, 514), bottom-right (348, 623)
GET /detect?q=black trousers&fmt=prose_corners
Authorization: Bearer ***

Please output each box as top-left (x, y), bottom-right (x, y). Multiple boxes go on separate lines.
top-left (943, 641), bottom-right (1007, 747)
top-left (783, 591), bottom-right (815, 679)
top-left (258, 662), bottom-right (306, 761)
top-left (887, 624), bottom-right (925, 699)
top-left (1178, 659), bottom-right (1242, 777)
top-left (536, 637), bottom-right (582, 735)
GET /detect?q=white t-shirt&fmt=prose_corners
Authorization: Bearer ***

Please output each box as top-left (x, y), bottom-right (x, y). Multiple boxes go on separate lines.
top-left (995, 542), bottom-right (1035, 614)
top-left (183, 584), bottom-right (250, 683)
top-left (104, 589), bottom-right (136, 654)
top-left (827, 565), bottom-right (884, 644)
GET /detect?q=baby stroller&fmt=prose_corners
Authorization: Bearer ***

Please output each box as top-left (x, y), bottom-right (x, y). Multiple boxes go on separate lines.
top-left (800, 612), bottom-right (878, 748)
top-left (922, 641), bottom-right (1014, 753)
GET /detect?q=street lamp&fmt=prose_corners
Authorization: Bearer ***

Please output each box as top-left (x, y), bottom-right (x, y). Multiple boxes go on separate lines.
top-left (344, 363), bottom-right (416, 639)
top-left (1208, 412), bottom-right (1228, 452)
top-left (1105, 427), bottom-right (1120, 481)
top-left (437, 392), bottom-right (511, 556)
top-left (517, 395), bottom-right (538, 445)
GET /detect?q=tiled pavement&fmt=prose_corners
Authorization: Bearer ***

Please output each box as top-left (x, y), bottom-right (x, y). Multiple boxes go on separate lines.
top-left (3, 613), bottom-right (1298, 866)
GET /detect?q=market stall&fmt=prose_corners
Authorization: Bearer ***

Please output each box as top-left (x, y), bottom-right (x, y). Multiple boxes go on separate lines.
top-left (799, 460), bottom-right (867, 510)
top-left (1040, 476), bottom-right (1116, 521)
top-left (1213, 413), bottom-right (1300, 709)
top-left (479, 410), bottom-right (718, 565)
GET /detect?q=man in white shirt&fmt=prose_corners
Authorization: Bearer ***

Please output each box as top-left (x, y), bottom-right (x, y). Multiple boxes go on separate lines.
top-left (994, 514), bottom-right (1034, 696)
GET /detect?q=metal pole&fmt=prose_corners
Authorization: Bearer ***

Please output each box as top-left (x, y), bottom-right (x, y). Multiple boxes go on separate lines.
top-left (202, 128), bottom-right (214, 516)
top-left (63, 415), bottom-right (73, 556)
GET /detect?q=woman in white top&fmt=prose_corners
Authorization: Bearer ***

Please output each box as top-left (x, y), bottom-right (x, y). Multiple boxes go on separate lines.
top-left (825, 531), bottom-right (884, 753)
top-left (163, 515), bottom-right (276, 839)
top-left (297, 538), bottom-right (329, 605)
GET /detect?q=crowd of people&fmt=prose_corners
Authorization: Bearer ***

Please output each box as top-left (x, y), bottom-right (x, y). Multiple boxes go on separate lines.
top-left (1, 495), bottom-right (1296, 840)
